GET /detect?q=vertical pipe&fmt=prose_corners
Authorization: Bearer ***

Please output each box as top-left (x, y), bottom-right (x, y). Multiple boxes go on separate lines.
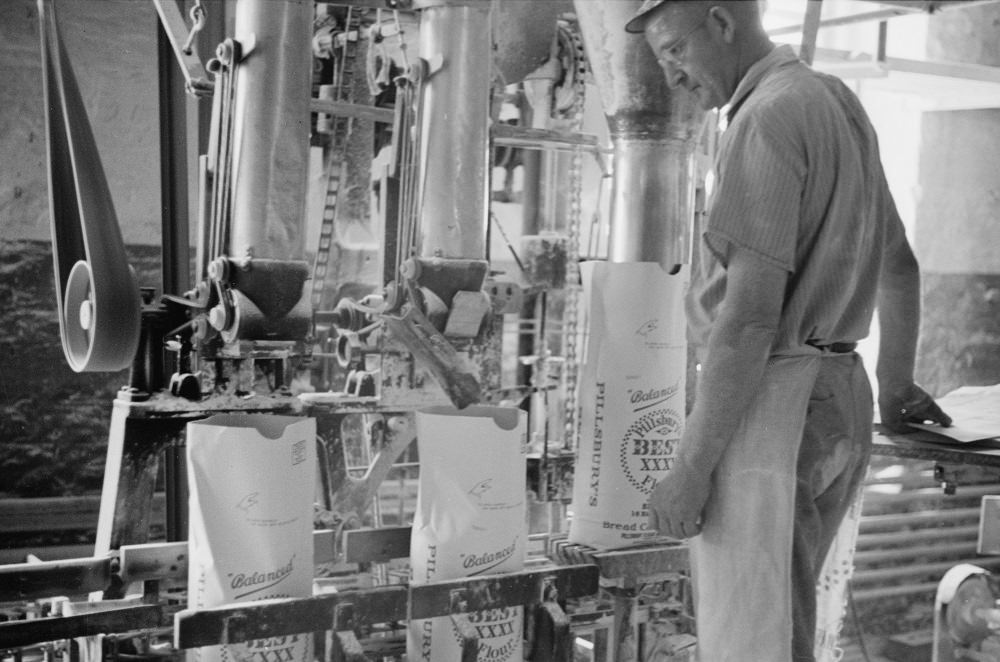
top-left (228, 0), bottom-right (312, 260)
top-left (415, 0), bottom-right (492, 259)
top-left (573, 0), bottom-right (703, 268)
top-left (608, 139), bottom-right (697, 269)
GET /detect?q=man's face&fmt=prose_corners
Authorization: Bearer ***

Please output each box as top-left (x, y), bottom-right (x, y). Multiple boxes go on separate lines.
top-left (643, 6), bottom-right (732, 111)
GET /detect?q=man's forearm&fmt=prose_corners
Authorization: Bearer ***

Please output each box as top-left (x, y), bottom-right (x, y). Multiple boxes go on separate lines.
top-left (876, 242), bottom-right (920, 390)
top-left (677, 244), bottom-right (787, 478)
top-left (680, 317), bottom-right (776, 474)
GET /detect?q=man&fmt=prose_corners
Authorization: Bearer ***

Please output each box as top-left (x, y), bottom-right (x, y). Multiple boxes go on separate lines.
top-left (624, 1), bottom-right (952, 660)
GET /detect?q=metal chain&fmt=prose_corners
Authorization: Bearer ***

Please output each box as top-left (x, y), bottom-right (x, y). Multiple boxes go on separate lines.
top-left (556, 20), bottom-right (588, 449)
top-left (311, 7), bottom-right (363, 312)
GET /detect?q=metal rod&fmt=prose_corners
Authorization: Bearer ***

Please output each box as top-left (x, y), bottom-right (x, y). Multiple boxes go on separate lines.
top-left (309, 98), bottom-right (394, 124)
top-left (769, 8), bottom-right (912, 37)
top-left (857, 524), bottom-right (978, 547)
top-left (877, 20), bottom-right (888, 63)
top-left (854, 540), bottom-right (980, 565)
top-left (858, 506), bottom-right (980, 530)
top-left (151, 0), bottom-right (212, 96)
top-left (850, 582), bottom-right (939, 602)
top-left (853, 558), bottom-right (1000, 585)
top-left (799, 0), bottom-right (824, 65)
top-left (491, 123), bottom-right (605, 153)
top-left (158, 19), bottom-right (191, 296)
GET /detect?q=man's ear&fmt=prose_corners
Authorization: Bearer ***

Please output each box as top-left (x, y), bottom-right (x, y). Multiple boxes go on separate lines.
top-left (708, 5), bottom-right (738, 44)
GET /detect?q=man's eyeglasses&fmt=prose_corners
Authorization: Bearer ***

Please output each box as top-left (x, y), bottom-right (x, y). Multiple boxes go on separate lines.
top-left (656, 11), bottom-right (710, 66)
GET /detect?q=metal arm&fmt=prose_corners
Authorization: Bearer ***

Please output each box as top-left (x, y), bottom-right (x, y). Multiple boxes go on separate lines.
top-left (152, 0), bottom-right (213, 97)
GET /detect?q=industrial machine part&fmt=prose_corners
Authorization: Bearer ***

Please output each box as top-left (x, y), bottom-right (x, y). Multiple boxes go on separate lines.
top-left (934, 565), bottom-right (1000, 661)
top-left (38, 0), bottom-right (141, 373)
top-left (572, 0), bottom-right (704, 271)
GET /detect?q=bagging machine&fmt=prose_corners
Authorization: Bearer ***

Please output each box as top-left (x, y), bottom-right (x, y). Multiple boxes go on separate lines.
top-left (1, 0), bottom-right (706, 660)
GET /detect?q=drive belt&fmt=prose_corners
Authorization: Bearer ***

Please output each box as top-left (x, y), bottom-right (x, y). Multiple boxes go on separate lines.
top-left (39, 0), bottom-right (141, 372)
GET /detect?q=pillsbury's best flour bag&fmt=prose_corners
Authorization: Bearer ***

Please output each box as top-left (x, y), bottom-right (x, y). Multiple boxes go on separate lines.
top-left (568, 262), bottom-right (687, 549)
top-left (185, 414), bottom-right (316, 662)
top-left (408, 405), bottom-right (527, 662)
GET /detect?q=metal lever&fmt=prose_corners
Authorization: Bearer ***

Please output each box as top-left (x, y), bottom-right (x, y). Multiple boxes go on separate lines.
top-left (151, 0), bottom-right (213, 96)
top-left (329, 603), bottom-right (367, 662)
top-left (383, 304), bottom-right (482, 409)
top-left (449, 589), bottom-right (480, 662)
top-left (528, 578), bottom-right (573, 662)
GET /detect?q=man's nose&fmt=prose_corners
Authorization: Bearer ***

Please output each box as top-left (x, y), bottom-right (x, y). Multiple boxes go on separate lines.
top-left (659, 60), bottom-right (685, 88)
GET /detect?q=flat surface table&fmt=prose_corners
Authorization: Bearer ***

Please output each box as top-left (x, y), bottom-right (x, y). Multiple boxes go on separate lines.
top-left (873, 425), bottom-right (1000, 468)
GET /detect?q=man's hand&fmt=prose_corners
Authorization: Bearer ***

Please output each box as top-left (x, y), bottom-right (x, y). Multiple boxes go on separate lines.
top-left (879, 382), bottom-right (952, 434)
top-left (647, 457), bottom-right (712, 539)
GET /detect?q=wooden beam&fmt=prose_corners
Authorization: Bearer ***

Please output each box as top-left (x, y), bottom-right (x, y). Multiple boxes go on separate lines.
top-left (174, 565), bottom-right (599, 649)
top-left (174, 587), bottom-right (407, 649)
top-left (0, 605), bottom-right (162, 648)
top-left (0, 557), bottom-right (113, 602)
top-left (0, 495), bottom-right (166, 534)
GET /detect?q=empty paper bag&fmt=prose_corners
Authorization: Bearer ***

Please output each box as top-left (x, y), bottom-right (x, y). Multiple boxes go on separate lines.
top-left (407, 405), bottom-right (527, 662)
top-left (185, 414), bottom-right (316, 662)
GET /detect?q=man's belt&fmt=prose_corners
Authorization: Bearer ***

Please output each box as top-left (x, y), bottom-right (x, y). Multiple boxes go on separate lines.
top-left (807, 340), bottom-right (857, 354)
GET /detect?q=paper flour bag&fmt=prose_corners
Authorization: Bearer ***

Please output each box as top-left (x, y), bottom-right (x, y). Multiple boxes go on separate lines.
top-left (407, 406), bottom-right (527, 662)
top-left (186, 414), bottom-right (316, 662)
top-left (568, 262), bottom-right (687, 549)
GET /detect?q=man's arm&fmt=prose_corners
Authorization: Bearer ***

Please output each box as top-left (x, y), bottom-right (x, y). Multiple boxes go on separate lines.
top-left (875, 213), bottom-right (951, 432)
top-left (648, 244), bottom-right (787, 539)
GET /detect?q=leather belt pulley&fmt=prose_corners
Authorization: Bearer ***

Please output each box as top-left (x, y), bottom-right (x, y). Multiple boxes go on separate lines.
top-left (38, 0), bottom-right (141, 372)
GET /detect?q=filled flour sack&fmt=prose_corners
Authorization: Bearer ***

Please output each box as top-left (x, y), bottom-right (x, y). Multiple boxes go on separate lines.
top-left (407, 405), bottom-right (527, 662)
top-left (568, 261), bottom-right (687, 550)
top-left (185, 414), bottom-right (316, 662)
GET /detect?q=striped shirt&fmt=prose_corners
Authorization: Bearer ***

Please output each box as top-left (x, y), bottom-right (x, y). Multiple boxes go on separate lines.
top-left (687, 45), bottom-right (908, 356)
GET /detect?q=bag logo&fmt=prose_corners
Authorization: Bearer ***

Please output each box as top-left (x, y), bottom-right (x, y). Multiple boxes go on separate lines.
top-left (229, 555), bottom-right (295, 599)
top-left (619, 408), bottom-right (681, 494)
top-left (460, 539), bottom-right (518, 576)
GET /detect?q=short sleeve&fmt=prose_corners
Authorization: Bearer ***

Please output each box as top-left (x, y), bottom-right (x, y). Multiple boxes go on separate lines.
top-left (705, 113), bottom-right (806, 272)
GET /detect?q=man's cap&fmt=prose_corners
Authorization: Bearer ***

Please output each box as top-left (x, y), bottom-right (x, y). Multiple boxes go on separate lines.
top-left (624, 0), bottom-right (668, 34)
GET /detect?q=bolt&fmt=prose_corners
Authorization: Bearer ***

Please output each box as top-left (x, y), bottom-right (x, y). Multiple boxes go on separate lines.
top-left (207, 259), bottom-right (225, 281)
top-left (79, 299), bottom-right (93, 330)
top-left (208, 305), bottom-right (228, 330)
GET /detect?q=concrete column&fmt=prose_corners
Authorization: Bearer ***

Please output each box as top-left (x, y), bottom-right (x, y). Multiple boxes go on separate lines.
top-left (914, 3), bottom-right (1000, 395)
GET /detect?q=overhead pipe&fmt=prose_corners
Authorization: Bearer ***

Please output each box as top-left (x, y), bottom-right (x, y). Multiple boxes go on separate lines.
top-left (573, 0), bottom-right (704, 269)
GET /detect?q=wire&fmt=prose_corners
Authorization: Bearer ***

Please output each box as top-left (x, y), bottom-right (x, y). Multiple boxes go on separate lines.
top-left (489, 211), bottom-right (526, 274)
